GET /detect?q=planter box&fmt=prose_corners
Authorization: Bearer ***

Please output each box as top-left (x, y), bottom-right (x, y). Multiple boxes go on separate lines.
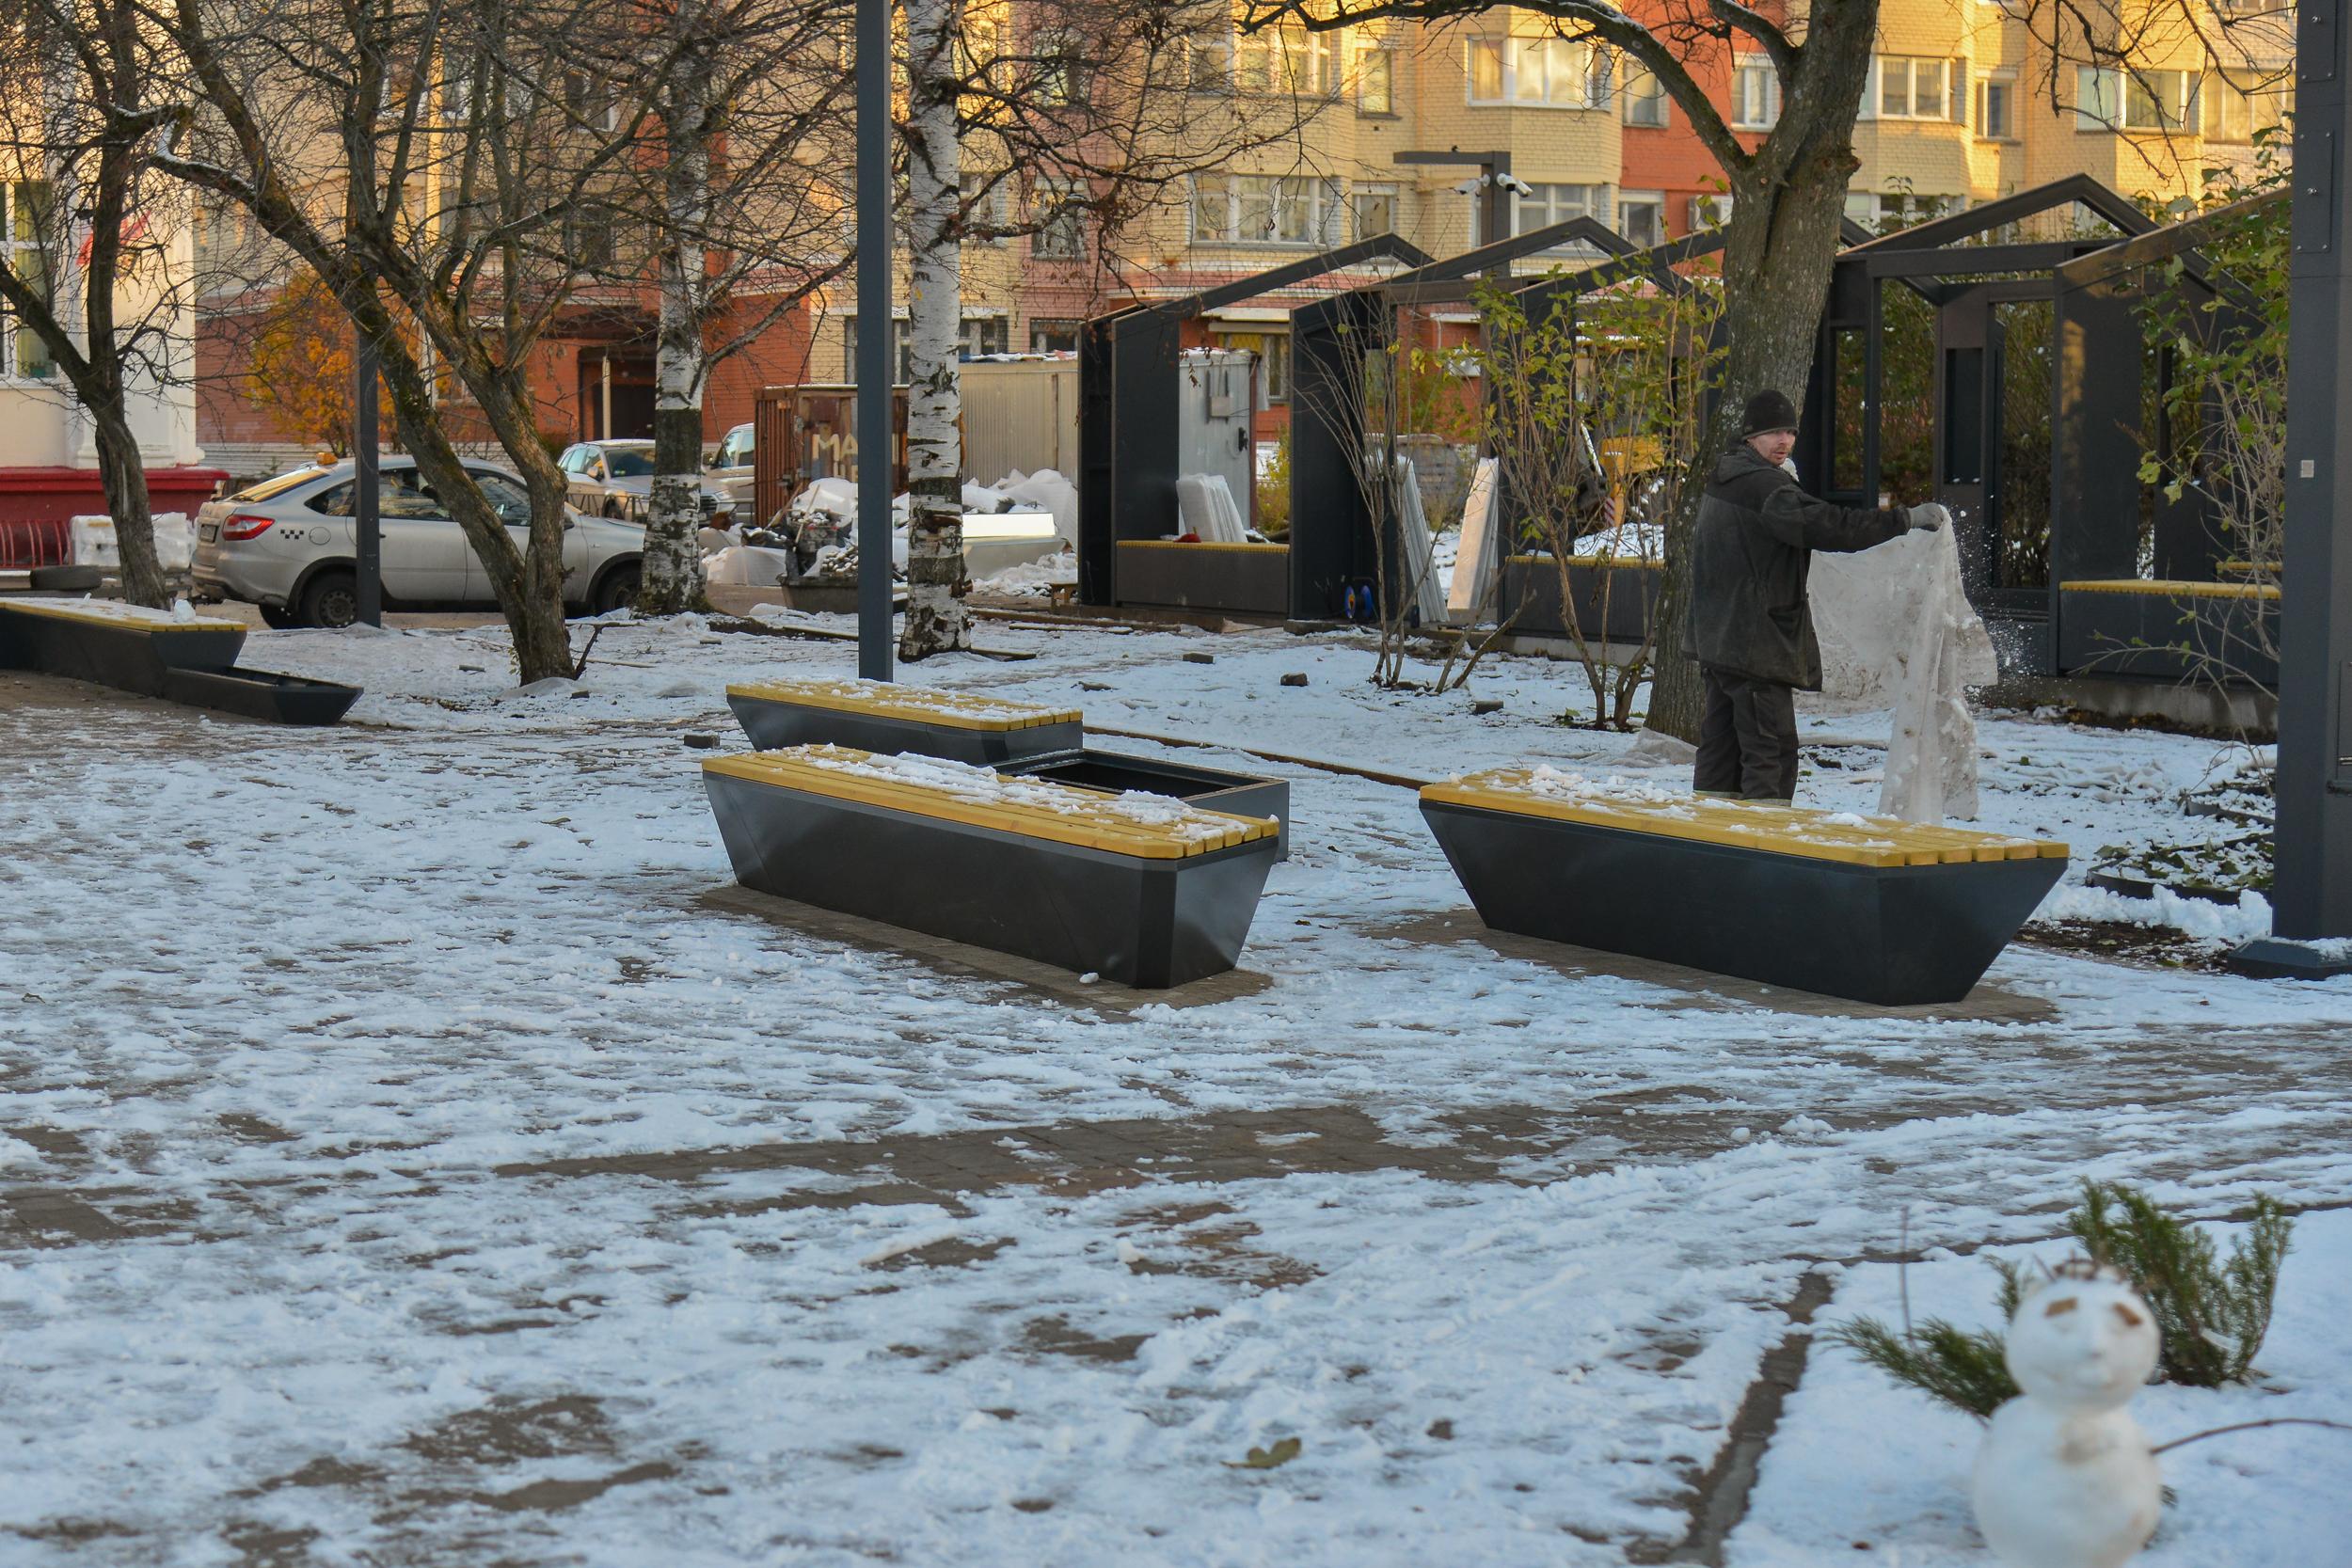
top-left (158, 667), bottom-right (363, 726)
top-left (728, 678), bottom-right (1083, 765)
top-left (1501, 555), bottom-right (1661, 643)
top-left (1421, 769), bottom-right (2068, 1006)
top-left (0, 597), bottom-right (359, 723)
top-left (0, 597), bottom-right (244, 695)
top-left (2058, 579), bottom-right (2279, 688)
top-left (1115, 541), bottom-right (1289, 617)
top-left (1004, 748), bottom-right (1291, 859)
top-left (704, 746), bottom-right (1279, 987)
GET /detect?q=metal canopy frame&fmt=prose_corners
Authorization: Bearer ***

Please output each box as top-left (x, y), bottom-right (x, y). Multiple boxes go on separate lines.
top-left (1799, 177), bottom-right (2250, 679)
top-left (1075, 233), bottom-right (1434, 607)
top-left (1288, 220), bottom-right (1730, 625)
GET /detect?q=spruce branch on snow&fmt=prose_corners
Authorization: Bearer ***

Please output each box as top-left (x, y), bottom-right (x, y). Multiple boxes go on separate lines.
top-left (1828, 1183), bottom-right (2294, 1417)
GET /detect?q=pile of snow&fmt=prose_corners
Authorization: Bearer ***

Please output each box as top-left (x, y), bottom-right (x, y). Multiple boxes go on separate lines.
top-left (801, 746), bottom-right (1261, 846)
top-left (702, 544), bottom-right (798, 587)
top-left (973, 553), bottom-right (1078, 597)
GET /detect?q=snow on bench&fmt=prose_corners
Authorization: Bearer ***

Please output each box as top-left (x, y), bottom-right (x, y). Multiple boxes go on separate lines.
top-left (724, 677), bottom-right (1084, 765)
top-left (1424, 766), bottom-right (2068, 867)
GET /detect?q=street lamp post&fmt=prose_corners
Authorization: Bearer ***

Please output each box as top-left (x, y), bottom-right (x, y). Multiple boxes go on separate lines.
top-left (2232, 0), bottom-right (2352, 976)
top-left (354, 338), bottom-right (381, 628)
top-left (853, 0), bottom-right (894, 681)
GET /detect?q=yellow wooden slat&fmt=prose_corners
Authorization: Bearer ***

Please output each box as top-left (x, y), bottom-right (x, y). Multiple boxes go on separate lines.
top-left (706, 745), bottom-right (1275, 860)
top-left (1, 600), bottom-right (244, 635)
top-left (1423, 768), bottom-right (2067, 868)
top-left (2060, 578), bottom-right (2280, 602)
top-left (725, 678), bottom-right (1080, 733)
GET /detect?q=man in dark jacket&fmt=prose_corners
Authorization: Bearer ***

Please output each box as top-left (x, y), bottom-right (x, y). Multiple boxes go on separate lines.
top-left (1682, 388), bottom-right (1942, 802)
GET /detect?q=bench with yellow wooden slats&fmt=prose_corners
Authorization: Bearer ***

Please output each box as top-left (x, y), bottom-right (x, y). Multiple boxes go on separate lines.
top-left (725, 675), bottom-right (1085, 763)
top-left (704, 745), bottom-right (1276, 861)
top-left (0, 597), bottom-right (246, 634)
top-left (2056, 578), bottom-right (2280, 687)
top-left (726, 677), bottom-right (1078, 731)
top-left (1417, 766), bottom-right (2074, 1005)
top-left (701, 743), bottom-right (1281, 987)
top-left (1422, 768), bottom-right (2067, 869)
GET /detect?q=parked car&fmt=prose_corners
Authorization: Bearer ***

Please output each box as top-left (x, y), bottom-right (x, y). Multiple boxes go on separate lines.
top-left (707, 422), bottom-right (757, 516)
top-left (192, 459), bottom-right (645, 627)
top-left (556, 439), bottom-right (737, 526)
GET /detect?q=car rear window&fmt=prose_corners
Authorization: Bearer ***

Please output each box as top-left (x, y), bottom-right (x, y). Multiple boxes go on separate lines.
top-left (602, 448), bottom-right (656, 476)
top-left (231, 467), bottom-right (329, 502)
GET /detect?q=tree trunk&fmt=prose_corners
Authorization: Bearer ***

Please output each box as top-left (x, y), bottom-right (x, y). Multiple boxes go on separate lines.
top-left (640, 6), bottom-right (713, 618)
top-left (1645, 103), bottom-right (1868, 740)
top-left (88, 391), bottom-right (168, 607)
top-left (898, 0), bottom-right (969, 660)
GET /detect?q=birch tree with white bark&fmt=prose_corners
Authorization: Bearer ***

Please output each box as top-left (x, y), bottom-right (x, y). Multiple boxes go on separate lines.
top-left (900, 0), bottom-right (969, 656)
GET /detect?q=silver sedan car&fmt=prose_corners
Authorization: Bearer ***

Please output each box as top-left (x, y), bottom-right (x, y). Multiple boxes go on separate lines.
top-left (557, 440), bottom-right (737, 525)
top-left (193, 459), bottom-right (646, 627)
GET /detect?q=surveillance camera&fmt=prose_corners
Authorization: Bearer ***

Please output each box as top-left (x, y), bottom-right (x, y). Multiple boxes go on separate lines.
top-left (1496, 173), bottom-right (1535, 198)
top-left (1451, 176), bottom-right (1485, 197)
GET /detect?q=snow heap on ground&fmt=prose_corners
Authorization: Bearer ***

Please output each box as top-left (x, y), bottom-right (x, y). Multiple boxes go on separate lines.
top-left (69, 513), bottom-right (197, 572)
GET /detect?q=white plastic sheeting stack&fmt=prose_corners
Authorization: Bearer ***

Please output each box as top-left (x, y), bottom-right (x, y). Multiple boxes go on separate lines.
top-left (1391, 456), bottom-right (1447, 627)
top-left (1810, 507), bottom-right (1995, 822)
top-left (70, 514), bottom-right (196, 572)
top-left (1445, 457), bottom-right (1503, 624)
top-left (1173, 473), bottom-right (1248, 544)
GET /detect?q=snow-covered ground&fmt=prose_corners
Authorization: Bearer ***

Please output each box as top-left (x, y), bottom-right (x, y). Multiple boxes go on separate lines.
top-left (2, 609), bottom-right (2344, 1565)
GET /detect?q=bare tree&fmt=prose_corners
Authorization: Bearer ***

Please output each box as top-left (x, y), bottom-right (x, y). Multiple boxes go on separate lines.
top-left (890, 0), bottom-right (1332, 658)
top-left (635, 0), bottom-right (853, 616)
top-left (0, 0), bottom-right (197, 607)
top-left (156, 0), bottom-right (844, 678)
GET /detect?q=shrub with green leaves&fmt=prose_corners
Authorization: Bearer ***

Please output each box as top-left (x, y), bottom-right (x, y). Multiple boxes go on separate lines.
top-left (1825, 1183), bottom-right (2293, 1420)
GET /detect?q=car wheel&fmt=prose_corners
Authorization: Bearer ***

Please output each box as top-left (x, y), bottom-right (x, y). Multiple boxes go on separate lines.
top-left (592, 564), bottom-right (640, 615)
top-left (300, 570), bottom-right (360, 629)
top-left (258, 604), bottom-right (301, 629)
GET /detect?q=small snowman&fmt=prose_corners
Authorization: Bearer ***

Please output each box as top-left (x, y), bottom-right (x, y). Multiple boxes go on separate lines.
top-left (1972, 1259), bottom-right (2162, 1568)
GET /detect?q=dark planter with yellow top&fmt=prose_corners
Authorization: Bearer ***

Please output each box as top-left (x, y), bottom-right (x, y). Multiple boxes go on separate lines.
top-left (705, 745), bottom-right (1279, 987)
top-left (1421, 769), bottom-right (2068, 1006)
top-left (0, 598), bottom-right (360, 723)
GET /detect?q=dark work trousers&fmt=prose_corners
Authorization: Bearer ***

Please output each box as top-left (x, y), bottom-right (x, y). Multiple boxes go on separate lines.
top-left (1692, 666), bottom-right (1800, 801)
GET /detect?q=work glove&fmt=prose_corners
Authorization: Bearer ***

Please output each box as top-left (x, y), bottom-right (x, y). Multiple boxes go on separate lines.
top-left (1906, 502), bottom-right (1950, 533)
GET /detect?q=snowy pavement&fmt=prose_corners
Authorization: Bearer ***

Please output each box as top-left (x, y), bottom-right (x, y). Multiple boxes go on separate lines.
top-left (3, 610), bottom-right (2345, 1565)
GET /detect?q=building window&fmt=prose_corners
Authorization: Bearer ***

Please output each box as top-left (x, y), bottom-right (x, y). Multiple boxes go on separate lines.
top-left (1353, 182), bottom-right (1398, 237)
top-left (3, 181), bottom-right (55, 380)
top-left (1032, 180), bottom-right (1086, 259)
top-left (1618, 191), bottom-right (1665, 248)
top-left (843, 317), bottom-right (913, 382)
top-left (960, 174), bottom-right (1009, 245)
top-left (1197, 175), bottom-right (1342, 245)
top-left (1211, 329), bottom-right (1287, 402)
top-left (1513, 182), bottom-right (1612, 246)
top-left (1846, 191), bottom-right (1959, 233)
top-left (2202, 66), bottom-right (2291, 142)
top-left (1029, 319), bottom-right (1081, 354)
top-left (1358, 46), bottom-right (1393, 114)
top-left (1873, 56), bottom-right (1958, 121)
top-left (1690, 191), bottom-right (1733, 230)
top-left (562, 70), bottom-right (620, 133)
top-left (1622, 68), bottom-right (1668, 127)
top-left (1467, 37), bottom-right (1609, 108)
top-left (2078, 66), bottom-right (2198, 132)
top-left (1237, 27), bottom-right (1340, 97)
top-left (1730, 56), bottom-right (1780, 129)
top-left (961, 317), bottom-right (1009, 358)
top-left (1189, 33), bottom-right (1233, 94)
top-left (1978, 72), bottom-right (2015, 138)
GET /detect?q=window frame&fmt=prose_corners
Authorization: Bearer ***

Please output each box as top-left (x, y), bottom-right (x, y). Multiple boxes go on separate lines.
top-left (1621, 67), bottom-right (1669, 128)
top-left (1617, 191), bottom-right (1666, 249)
top-left (1977, 71), bottom-right (2017, 140)
top-left (1729, 55), bottom-right (1781, 130)
top-left (1512, 182), bottom-right (1613, 249)
top-left (1357, 44), bottom-right (1395, 115)
top-left (1030, 180), bottom-right (1088, 260)
top-left (1869, 55), bottom-right (1960, 122)
top-left (1467, 36), bottom-right (1609, 109)
top-left (2, 181), bottom-right (56, 382)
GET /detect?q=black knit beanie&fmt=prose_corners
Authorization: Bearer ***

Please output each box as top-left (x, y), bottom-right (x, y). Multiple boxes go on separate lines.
top-left (1740, 388), bottom-right (1799, 439)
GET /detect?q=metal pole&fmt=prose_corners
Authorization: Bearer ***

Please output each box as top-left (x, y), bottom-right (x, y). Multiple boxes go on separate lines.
top-left (2235, 0), bottom-right (2352, 976)
top-left (853, 0), bottom-right (894, 681)
top-left (355, 337), bottom-right (381, 628)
